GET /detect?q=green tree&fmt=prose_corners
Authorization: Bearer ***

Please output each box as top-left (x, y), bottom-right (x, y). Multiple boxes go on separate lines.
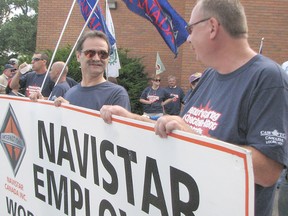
top-left (117, 49), bottom-right (149, 114)
top-left (0, 1), bottom-right (11, 24)
top-left (0, 0), bottom-right (38, 70)
top-left (45, 45), bottom-right (82, 82)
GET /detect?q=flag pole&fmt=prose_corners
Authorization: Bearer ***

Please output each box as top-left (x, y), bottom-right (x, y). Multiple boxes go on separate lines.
top-left (258, 37), bottom-right (264, 54)
top-left (40, 0), bottom-right (77, 93)
top-left (47, 0), bottom-right (101, 100)
top-left (105, 0), bottom-right (109, 79)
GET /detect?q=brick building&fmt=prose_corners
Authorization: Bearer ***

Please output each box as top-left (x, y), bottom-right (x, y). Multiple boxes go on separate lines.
top-left (37, 0), bottom-right (288, 92)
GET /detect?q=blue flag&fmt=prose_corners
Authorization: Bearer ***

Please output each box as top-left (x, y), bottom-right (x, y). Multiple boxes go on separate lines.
top-left (122, 0), bottom-right (189, 56)
top-left (77, 0), bottom-right (116, 47)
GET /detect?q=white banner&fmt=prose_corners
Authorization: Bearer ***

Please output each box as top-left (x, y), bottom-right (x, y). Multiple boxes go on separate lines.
top-left (0, 95), bottom-right (254, 216)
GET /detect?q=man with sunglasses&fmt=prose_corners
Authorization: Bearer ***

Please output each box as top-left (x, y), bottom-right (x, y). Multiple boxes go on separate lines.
top-left (10, 52), bottom-right (54, 97)
top-left (54, 30), bottom-right (130, 111)
top-left (100, 1), bottom-right (288, 215)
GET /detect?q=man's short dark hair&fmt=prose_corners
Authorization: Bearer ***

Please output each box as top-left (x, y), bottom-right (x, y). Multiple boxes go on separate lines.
top-left (76, 30), bottom-right (111, 54)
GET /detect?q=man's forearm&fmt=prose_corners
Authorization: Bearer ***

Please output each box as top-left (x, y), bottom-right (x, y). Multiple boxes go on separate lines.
top-left (10, 71), bottom-right (21, 89)
top-left (244, 146), bottom-right (283, 187)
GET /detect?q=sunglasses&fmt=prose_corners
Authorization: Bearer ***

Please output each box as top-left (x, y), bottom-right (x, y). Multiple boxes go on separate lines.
top-left (32, 57), bottom-right (43, 62)
top-left (154, 79), bottom-right (161, 82)
top-left (82, 49), bottom-right (109, 60)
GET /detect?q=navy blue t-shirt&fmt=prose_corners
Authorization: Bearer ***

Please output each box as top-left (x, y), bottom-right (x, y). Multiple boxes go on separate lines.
top-left (182, 54), bottom-right (288, 216)
top-left (20, 71), bottom-right (54, 97)
top-left (64, 81), bottom-right (131, 111)
top-left (140, 86), bottom-right (171, 114)
top-left (49, 81), bottom-right (70, 100)
top-left (164, 86), bottom-right (185, 115)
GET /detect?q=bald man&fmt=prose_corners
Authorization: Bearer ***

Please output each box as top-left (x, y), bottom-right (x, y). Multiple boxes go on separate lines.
top-left (29, 61), bottom-right (70, 101)
top-left (48, 61), bottom-right (70, 100)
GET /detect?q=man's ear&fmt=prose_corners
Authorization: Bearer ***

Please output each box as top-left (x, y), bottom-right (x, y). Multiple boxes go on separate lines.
top-left (209, 17), bottom-right (220, 39)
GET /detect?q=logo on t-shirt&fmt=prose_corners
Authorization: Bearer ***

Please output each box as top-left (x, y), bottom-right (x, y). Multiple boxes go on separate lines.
top-left (260, 130), bottom-right (286, 146)
top-left (183, 102), bottom-right (221, 136)
top-left (147, 95), bottom-right (159, 103)
top-left (170, 93), bottom-right (179, 102)
top-left (26, 85), bottom-right (41, 97)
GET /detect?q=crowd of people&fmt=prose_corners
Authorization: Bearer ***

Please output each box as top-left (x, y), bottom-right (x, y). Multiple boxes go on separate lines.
top-left (0, 30), bottom-right (131, 112)
top-left (0, 0), bottom-right (287, 215)
top-left (0, 29), bottom-right (199, 116)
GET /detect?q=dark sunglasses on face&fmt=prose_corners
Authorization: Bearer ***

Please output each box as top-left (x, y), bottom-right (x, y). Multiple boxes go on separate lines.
top-left (154, 79), bottom-right (161, 82)
top-left (82, 49), bottom-right (109, 60)
top-left (32, 57), bottom-right (43, 62)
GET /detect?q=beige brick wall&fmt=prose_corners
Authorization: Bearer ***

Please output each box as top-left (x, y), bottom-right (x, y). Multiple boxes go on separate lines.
top-left (37, 0), bottom-right (288, 92)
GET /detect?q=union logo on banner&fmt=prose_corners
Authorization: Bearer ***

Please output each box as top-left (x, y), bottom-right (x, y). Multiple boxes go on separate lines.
top-left (0, 104), bottom-right (26, 176)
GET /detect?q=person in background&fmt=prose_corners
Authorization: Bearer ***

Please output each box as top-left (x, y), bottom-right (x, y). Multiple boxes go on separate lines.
top-left (100, 1), bottom-right (288, 215)
top-left (183, 72), bottom-right (202, 105)
top-left (10, 52), bottom-right (54, 98)
top-left (139, 74), bottom-right (173, 119)
top-left (48, 61), bottom-right (70, 100)
top-left (5, 79), bottom-right (21, 96)
top-left (54, 30), bottom-right (130, 111)
top-left (0, 64), bottom-right (16, 94)
top-left (164, 75), bottom-right (185, 115)
top-left (66, 76), bottom-right (78, 87)
top-left (8, 58), bottom-right (19, 70)
top-left (29, 61), bottom-right (70, 101)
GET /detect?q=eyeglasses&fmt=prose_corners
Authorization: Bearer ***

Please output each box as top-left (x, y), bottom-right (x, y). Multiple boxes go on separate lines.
top-left (185, 17), bottom-right (211, 34)
top-left (154, 79), bottom-right (161, 82)
top-left (32, 57), bottom-right (43, 62)
top-left (82, 49), bottom-right (109, 60)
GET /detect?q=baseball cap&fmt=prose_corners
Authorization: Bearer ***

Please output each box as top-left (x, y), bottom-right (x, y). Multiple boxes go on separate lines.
top-left (9, 58), bottom-right (19, 65)
top-left (4, 64), bottom-right (14, 70)
top-left (189, 72), bottom-right (202, 83)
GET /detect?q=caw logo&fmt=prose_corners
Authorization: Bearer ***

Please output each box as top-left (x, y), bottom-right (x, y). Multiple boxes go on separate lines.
top-left (0, 104), bottom-right (26, 176)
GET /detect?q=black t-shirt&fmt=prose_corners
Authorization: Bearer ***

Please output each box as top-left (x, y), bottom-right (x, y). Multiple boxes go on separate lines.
top-left (20, 71), bottom-right (54, 97)
top-left (140, 86), bottom-right (171, 114)
top-left (164, 86), bottom-right (185, 115)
